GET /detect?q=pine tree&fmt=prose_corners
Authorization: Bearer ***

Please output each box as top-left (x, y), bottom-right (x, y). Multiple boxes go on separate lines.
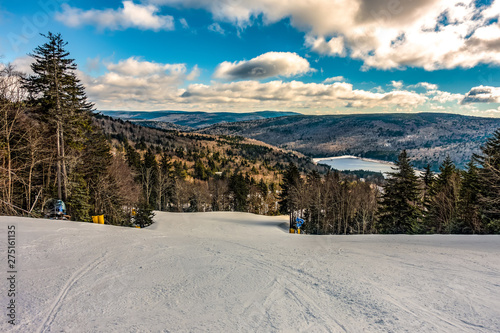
top-left (142, 148), bottom-right (158, 207)
top-left (24, 32), bottom-right (93, 202)
top-left (419, 163), bottom-right (434, 232)
top-left (475, 129), bottom-right (500, 232)
top-left (193, 159), bottom-right (208, 180)
top-left (258, 179), bottom-right (268, 198)
top-left (229, 171), bottom-right (249, 212)
top-left (279, 163), bottom-right (303, 230)
top-left (457, 160), bottom-right (481, 233)
top-left (23, 33), bottom-right (129, 223)
top-left (304, 170), bottom-right (322, 234)
top-left (377, 150), bottom-right (421, 234)
top-left (427, 156), bottom-right (460, 233)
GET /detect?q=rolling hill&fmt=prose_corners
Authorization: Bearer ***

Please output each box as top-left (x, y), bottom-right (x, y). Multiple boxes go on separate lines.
top-left (196, 113), bottom-right (500, 170)
top-left (99, 110), bottom-right (300, 129)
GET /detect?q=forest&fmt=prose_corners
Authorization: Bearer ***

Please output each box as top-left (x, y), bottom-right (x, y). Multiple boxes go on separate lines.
top-left (1, 33), bottom-right (499, 234)
top-left (281, 147), bottom-right (500, 235)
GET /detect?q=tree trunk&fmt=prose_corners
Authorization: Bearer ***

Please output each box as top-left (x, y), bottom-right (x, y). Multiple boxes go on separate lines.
top-left (56, 122), bottom-right (62, 200)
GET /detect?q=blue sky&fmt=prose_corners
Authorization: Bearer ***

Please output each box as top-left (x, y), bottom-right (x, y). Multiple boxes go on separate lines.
top-left (2, 0), bottom-right (500, 116)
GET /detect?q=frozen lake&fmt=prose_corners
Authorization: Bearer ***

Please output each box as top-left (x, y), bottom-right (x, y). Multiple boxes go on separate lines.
top-left (314, 155), bottom-right (395, 174)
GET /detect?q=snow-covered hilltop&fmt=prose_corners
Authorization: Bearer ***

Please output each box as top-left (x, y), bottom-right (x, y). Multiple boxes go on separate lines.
top-left (1, 213), bottom-right (499, 332)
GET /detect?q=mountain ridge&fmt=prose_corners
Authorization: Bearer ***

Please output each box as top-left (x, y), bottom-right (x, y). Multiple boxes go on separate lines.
top-left (99, 110), bottom-right (301, 129)
top-left (195, 112), bottom-right (500, 170)
top-left (99, 111), bottom-right (500, 170)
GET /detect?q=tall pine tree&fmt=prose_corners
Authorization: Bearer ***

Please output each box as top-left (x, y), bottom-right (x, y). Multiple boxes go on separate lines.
top-left (457, 160), bottom-right (481, 233)
top-left (24, 33), bottom-right (128, 223)
top-left (25, 32), bottom-right (93, 203)
top-left (427, 156), bottom-right (460, 233)
top-left (377, 150), bottom-right (421, 234)
top-left (475, 129), bottom-right (500, 233)
top-left (279, 163), bottom-right (303, 230)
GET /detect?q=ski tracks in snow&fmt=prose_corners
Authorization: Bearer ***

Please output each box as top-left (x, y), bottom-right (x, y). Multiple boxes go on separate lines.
top-left (36, 253), bottom-right (107, 333)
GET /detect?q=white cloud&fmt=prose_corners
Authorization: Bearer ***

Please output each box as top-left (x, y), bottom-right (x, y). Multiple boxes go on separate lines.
top-left (208, 22), bottom-right (225, 35)
top-left (461, 86), bottom-right (500, 104)
top-left (10, 56), bottom-right (34, 75)
top-left (214, 52), bottom-right (314, 80)
top-left (323, 76), bottom-right (345, 83)
top-left (186, 65), bottom-right (200, 80)
top-left (105, 57), bottom-right (185, 76)
top-left (56, 1), bottom-right (174, 31)
top-left (78, 57), bottom-right (191, 110)
top-left (150, 0), bottom-right (500, 70)
top-left (391, 80), bottom-right (404, 89)
top-left (305, 35), bottom-right (344, 56)
top-left (409, 82), bottom-right (439, 90)
top-left (179, 18), bottom-right (189, 28)
top-left (429, 90), bottom-right (463, 103)
top-left (181, 80), bottom-right (426, 110)
top-left (76, 56), bottom-right (429, 112)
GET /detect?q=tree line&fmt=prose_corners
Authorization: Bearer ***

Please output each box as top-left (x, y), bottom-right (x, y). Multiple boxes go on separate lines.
top-left (0, 33), bottom-right (294, 226)
top-left (1, 33), bottom-right (499, 234)
top-left (280, 138), bottom-right (500, 234)
top-left (1, 33), bottom-right (138, 225)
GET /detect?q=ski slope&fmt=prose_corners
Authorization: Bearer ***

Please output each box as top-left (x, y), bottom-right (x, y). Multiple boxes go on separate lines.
top-left (1, 212), bottom-right (499, 332)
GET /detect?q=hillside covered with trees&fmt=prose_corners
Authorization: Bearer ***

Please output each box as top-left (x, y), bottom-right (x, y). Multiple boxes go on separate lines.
top-left (196, 113), bottom-right (500, 170)
top-left (280, 138), bottom-right (500, 234)
top-left (1, 33), bottom-right (500, 234)
top-left (0, 33), bottom-right (327, 226)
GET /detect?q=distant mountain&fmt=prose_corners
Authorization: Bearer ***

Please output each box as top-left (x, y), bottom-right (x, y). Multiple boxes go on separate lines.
top-left (196, 113), bottom-right (500, 170)
top-left (98, 110), bottom-right (301, 129)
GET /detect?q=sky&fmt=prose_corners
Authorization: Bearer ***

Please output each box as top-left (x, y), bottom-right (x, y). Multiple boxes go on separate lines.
top-left (2, 0), bottom-right (500, 116)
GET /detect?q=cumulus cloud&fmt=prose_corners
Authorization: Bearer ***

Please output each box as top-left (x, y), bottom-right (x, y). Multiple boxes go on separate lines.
top-left (461, 86), bottom-right (500, 104)
top-left (409, 82), bottom-right (439, 90)
top-left (429, 90), bottom-right (463, 104)
top-left (323, 76), bottom-right (345, 83)
top-left (78, 57), bottom-right (191, 110)
top-left (305, 35), bottom-right (345, 56)
top-left (180, 80), bottom-right (426, 110)
top-left (10, 56), bottom-right (34, 75)
top-left (150, 0), bottom-right (500, 70)
top-left (214, 52), bottom-right (314, 80)
top-left (56, 1), bottom-right (174, 31)
top-left (186, 65), bottom-right (200, 80)
top-left (76, 56), bottom-right (428, 111)
top-left (391, 81), bottom-right (404, 89)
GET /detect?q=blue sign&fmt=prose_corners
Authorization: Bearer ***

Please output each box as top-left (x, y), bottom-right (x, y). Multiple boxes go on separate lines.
top-left (296, 217), bottom-right (305, 229)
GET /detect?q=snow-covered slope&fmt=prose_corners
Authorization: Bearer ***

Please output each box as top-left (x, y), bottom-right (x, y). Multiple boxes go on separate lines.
top-left (1, 212), bottom-right (499, 332)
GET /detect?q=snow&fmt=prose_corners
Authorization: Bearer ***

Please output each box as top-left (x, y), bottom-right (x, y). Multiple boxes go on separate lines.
top-left (1, 212), bottom-right (500, 332)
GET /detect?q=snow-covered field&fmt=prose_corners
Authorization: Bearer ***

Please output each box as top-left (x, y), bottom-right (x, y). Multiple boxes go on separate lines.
top-left (1, 212), bottom-right (500, 332)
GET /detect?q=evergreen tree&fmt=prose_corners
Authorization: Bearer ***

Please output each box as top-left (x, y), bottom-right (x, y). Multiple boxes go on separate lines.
top-left (419, 163), bottom-right (434, 232)
top-left (24, 32), bottom-right (93, 202)
top-left (141, 148), bottom-right (158, 207)
top-left (475, 129), bottom-right (500, 232)
top-left (258, 179), bottom-right (268, 198)
top-left (229, 171), bottom-right (249, 212)
top-left (124, 141), bottom-right (141, 173)
top-left (377, 150), bottom-right (421, 234)
top-left (279, 163), bottom-right (302, 229)
top-left (304, 170), bottom-right (322, 234)
top-left (427, 156), bottom-right (460, 233)
top-left (134, 201), bottom-right (155, 228)
top-left (23, 32), bottom-right (124, 222)
top-left (193, 159), bottom-right (208, 180)
top-left (457, 160), bottom-right (482, 233)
